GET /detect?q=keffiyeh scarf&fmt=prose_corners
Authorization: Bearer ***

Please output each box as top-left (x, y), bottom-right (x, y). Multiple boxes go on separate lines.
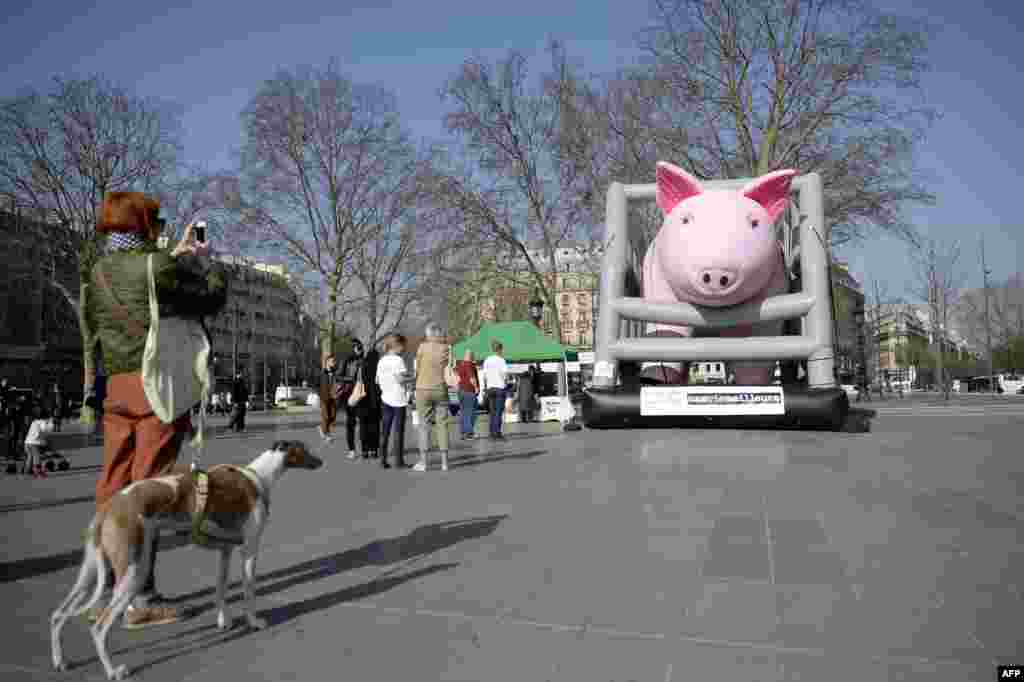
top-left (107, 232), bottom-right (147, 253)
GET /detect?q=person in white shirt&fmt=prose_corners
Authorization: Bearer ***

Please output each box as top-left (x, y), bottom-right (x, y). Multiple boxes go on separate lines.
top-left (481, 340), bottom-right (509, 439)
top-left (23, 405), bottom-right (56, 478)
top-left (375, 333), bottom-right (411, 469)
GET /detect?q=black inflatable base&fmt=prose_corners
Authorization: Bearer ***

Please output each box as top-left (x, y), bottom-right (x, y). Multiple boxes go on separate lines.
top-left (582, 384), bottom-right (849, 431)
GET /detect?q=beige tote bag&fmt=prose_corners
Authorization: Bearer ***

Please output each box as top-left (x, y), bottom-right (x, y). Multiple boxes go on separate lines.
top-left (141, 255), bottom-right (211, 430)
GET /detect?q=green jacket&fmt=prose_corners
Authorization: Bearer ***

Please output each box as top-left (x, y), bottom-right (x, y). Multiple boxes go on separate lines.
top-left (84, 246), bottom-right (229, 378)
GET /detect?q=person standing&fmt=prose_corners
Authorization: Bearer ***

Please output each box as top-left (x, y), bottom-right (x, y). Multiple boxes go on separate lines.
top-left (355, 343), bottom-right (382, 459)
top-left (22, 404), bottom-right (55, 477)
top-left (481, 341), bottom-right (509, 440)
top-left (1, 377), bottom-right (14, 458)
top-left (319, 353), bottom-right (339, 443)
top-left (85, 191), bottom-right (227, 627)
top-left (376, 334), bottom-right (410, 469)
top-left (456, 350), bottom-right (479, 439)
top-left (338, 341), bottom-right (364, 459)
top-left (517, 363), bottom-right (539, 423)
top-left (52, 383), bottom-right (65, 432)
top-left (412, 323), bottom-right (452, 472)
top-left (227, 371), bottom-right (249, 432)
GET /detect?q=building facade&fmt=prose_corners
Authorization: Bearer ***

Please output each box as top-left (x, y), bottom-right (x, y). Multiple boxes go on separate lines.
top-left (204, 255), bottom-right (319, 398)
top-left (473, 242), bottom-right (600, 348)
top-left (0, 209), bottom-right (83, 395)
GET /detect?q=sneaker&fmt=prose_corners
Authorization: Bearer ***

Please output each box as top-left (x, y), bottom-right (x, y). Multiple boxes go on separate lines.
top-left (122, 603), bottom-right (183, 630)
top-left (35, 466), bottom-right (48, 478)
top-left (411, 461), bottom-right (427, 472)
top-left (318, 427), bottom-right (327, 441)
top-left (346, 450), bottom-right (358, 460)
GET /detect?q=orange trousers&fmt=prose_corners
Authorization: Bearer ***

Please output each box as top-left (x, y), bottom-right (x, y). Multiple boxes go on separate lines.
top-left (95, 372), bottom-right (192, 511)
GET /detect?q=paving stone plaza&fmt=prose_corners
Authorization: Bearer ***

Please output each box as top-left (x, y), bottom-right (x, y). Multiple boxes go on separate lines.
top-left (2, 395), bottom-right (1023, 681)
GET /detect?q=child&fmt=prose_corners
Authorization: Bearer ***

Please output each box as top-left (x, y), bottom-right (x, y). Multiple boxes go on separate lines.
top-left (375, 334), bottom-right (410, 469)
top-left (23, 405), bottom-right (56, 478)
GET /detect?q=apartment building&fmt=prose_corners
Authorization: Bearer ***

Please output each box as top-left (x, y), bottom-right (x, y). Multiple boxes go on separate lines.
top-left (205, 255), bottom-right (320, 397)
top-left (475, 242), bottom-right (600, 348)
top-left (0, 209), bottom-right (82, 393)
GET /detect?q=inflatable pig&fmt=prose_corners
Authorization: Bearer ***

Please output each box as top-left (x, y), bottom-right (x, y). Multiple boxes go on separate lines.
top-left (641, 162), bottom-right (797, 386)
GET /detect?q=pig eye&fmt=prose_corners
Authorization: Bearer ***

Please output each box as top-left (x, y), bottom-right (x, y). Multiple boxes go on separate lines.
top-left (749, 216), bottom-right (760, 229)
top-left (681, 214), bottom-right (693, 225)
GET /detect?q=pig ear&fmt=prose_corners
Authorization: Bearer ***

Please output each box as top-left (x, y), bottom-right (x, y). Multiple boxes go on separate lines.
top-left (656, 162), bottom-right (703, 215)
top-left (741, 169), bottom-right (797, 223)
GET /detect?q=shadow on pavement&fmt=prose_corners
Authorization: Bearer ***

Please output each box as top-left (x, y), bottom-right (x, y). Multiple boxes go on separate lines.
top-left (0, 494), bottom-right (96, 515)
top-left (448, 449), bottom-right (548, 469)
top-left (123, 563), bottom-right (456, 677)
top-left (0, 531), bottom-right (192, 584)
top-left (843, 408), bottom-right (877, 433)
top-left (106, 516), bottom-right (505, 675)
top-left (175, 515), bottom-right (507, 607)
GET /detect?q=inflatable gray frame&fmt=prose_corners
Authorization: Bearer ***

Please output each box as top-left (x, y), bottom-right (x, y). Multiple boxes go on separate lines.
top-left (591, 172), bottom-right (835, 390)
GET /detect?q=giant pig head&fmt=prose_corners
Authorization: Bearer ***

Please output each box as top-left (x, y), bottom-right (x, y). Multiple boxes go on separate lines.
top-left (654, 162), bottom-right (796, 307)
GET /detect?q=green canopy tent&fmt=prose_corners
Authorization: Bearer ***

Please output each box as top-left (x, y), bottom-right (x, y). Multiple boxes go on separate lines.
top-left (452, 322), bottom-right (578, 424)
top-left (452, 321), bottom-right (578, 363)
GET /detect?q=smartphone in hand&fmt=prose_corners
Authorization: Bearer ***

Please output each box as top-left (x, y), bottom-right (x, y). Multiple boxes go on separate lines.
top-left (194, 221), bottom-right (207, 243)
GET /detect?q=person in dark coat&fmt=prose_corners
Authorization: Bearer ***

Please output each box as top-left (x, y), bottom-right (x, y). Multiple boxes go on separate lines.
top-left (337, 341), bottom-right (364, 459)
top-left (517, 364), bottom-right (540, 423)
top-left (52, 384), bottom-right (65, 432)
top-left (0, 378), bottom-right (12, 457)
top-left (355, 345), bottom-right (382, 459)
top-left (227, 371), bottom-right (250, 432)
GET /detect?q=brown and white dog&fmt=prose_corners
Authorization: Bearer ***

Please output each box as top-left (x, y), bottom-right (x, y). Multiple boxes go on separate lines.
top-left (51, 440), bottom-right (323, 680)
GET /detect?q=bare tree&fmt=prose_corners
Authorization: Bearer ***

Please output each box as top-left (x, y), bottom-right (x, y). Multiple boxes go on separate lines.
top-left (344, 159), bottom-right (444, 346)
top-left (427, 43), bottom-right (597, 343)
top-left (0, 75), bottom-right (183, 417)
top-left (237, 61), bottom-right (417, 357)
top-left (569, 0), bottom-right (939, 248)
top-left (909, 237), bottom-right (963, 400)
top-left (956, 272), bottom-right (1024, 371)
top-left (155, 167), bottom-right (241, 245)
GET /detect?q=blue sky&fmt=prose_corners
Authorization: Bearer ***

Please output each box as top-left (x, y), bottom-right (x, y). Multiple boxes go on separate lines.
top-left (2, 0), bottom-right (1022, 301)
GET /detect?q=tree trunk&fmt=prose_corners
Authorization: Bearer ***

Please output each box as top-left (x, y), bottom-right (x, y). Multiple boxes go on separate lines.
top-left (324, 284), bottom-right (338, 360)
top-left (78, 276), bottom-right (98, 425)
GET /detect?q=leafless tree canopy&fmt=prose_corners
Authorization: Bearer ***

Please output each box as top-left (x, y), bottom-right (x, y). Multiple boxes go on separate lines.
top-left (565, 0), bottom-right (939, 248)
top-left (955, 272), bottom-right (1024, 362)
top-left (0, 75), bottom-right (185, 407)
top-left (909, 237), bottom-right (963, 397)
top-left (237, 61), bottom-right (425, 353)
top-left (0, 75), bottom-right (183, 243)
top-left (428, 43), bottom-right (598, 341)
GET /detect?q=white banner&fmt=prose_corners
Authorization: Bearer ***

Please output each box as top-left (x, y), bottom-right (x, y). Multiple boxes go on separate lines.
top-left (640, 385), bottom-right (786, 416)
top-left (539, 396), bottom-right (562, 421)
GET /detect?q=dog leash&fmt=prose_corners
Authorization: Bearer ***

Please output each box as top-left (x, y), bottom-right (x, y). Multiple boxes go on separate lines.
top-left (190, 361), bottom-right (212, 544)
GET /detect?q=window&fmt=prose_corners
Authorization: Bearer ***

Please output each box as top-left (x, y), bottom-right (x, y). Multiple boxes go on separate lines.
top-left (577, 293), bottom-right (587, 304)
top-left (561, 294), bottom-right (570, 306)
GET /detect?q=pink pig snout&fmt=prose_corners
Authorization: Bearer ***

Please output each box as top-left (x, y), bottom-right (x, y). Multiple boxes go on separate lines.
top-left (697, 268), bottom-right (740, 294)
